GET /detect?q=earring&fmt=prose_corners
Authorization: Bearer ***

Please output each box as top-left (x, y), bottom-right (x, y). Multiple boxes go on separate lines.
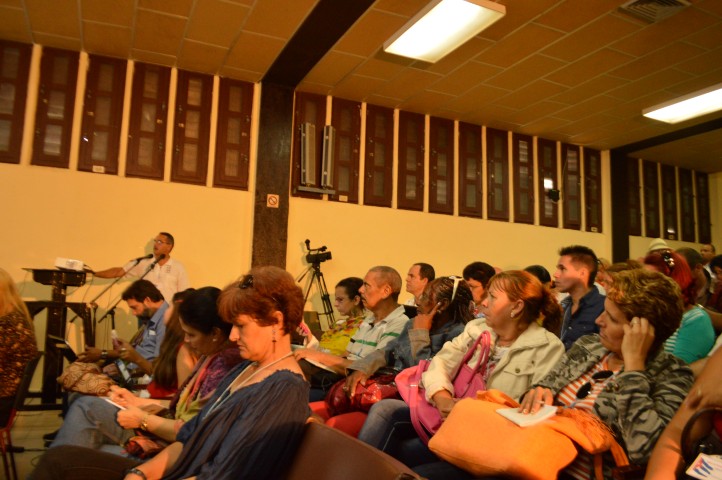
top-left (510, 311), bottom-right (516, 318)
top-left (212, 338), bottom-right (217, 342)
top-left (272, 327), bottom-right (277, 353)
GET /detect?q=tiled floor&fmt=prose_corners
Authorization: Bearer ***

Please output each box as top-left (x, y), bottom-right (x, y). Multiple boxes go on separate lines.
top-left (4, 399), bottom-right (63, 479)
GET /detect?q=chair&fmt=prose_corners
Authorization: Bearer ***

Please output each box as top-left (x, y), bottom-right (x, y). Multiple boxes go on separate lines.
top-left (284, 421), bottom-right (421, 480)
top-left (1, 353), bottom-right (42, 480)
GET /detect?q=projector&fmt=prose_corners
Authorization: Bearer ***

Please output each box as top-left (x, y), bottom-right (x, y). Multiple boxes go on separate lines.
top-left (55, 257), bottom-right (85, 271)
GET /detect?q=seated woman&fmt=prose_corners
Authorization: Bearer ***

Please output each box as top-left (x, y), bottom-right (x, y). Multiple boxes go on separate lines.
top-left (314, 277), bottom-right (473, 433)
top-left (31, 266), bottom-right (310, 480)
top-left (49, 287), bottom-right (241, 453)
top-left (296, 277), bottom-right (366, 399)
top-left (644, 250), bottom-right (716, 363)
top-left (645, 346), bottom-right (722, 478)
top-left (358, 270), bottom-right (565, 463)
top-left (517, 268), bottom-right (694, 480)
top-left (0, 267), bottom-right (38, 426)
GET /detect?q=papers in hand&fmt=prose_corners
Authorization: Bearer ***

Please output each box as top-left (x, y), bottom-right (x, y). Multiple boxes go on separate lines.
top-left (103, 397), bottom-right (126, 410)
top-left (496, 405), bottom-right (557, 427)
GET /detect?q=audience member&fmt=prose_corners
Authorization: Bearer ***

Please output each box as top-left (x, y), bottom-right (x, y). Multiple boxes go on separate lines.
top-left (295, 266), bottom-right (410, 401)
top-left (95, 232), bottom-right (190, 305)
top-left (677, 247), bottom-right (711, 305)
top-left (648, 238), bottom-right (671, 254)
top-left (31, 266), bottom-right (310, 480)
top-left (707, 255), bottom-right (722, 313)
top-left (523, 265), bottom-right (551, 287)
top-left (644, 250), bottom-right (715, 364)
top-left (298, 277), bottom-right (366, 396)
top-left (404, 263), bottom-right (435, 306)
top-left (645, 347), bottom-right (722, 478)
top-left (554, 245), bottom-right (605, 350)
top-left (48, 287), bottom-right (237, 454)
top-left (78, 280), bottom-right (168, 374)
top-left (595, 259), bottom-right (642, 292)
top-left (347, 276), bottom-right (472, 397)
top-left (0, 267), bottom-right (38, 426)
top-left (520, 268), bottom-right (693, 479)
top-left (360, 271), bottom-right (564, 466)
top-left (462, 261), bottom-right (496, 318)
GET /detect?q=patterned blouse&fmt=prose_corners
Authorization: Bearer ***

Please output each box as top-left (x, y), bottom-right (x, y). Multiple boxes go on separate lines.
top-left (0, 310), bottom-right (38, 398)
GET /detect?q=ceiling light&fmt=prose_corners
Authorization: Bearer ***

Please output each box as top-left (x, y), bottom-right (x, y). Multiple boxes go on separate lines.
top-left (383, 0), bottom-right (506, 63)
top-left (643, 83), bottom-right (722, 124)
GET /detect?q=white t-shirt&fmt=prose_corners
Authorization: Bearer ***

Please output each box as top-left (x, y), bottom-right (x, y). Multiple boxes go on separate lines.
top-left (123, 257), bottom-right (190, 302)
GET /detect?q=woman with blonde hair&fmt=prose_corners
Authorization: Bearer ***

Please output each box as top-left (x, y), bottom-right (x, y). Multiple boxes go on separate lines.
top-left (0, 267), bottom-right (38, 425)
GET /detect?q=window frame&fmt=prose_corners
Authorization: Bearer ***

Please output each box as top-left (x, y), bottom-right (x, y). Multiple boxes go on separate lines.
top-left (32, 47), bottom-right (79, 168)
top-left (696, 172), bottom-right (711, 244)
top-left (584, 148), bottom-right (602, 233)
top-left (363, 103), bottom-right (394, 208)
top-left (457, 122), bottom-right (482, 218)
top-left (678, 167), bottom-right (695, 242)
top-left (486, 127), bottom-right (509, 221)
top-left (428, 116), bottom-right (454, 215)
top-left (537, 137), bottom-right (558, 228)
top-left (329, 97), bottom-right (361, 203)
top-left (512, 133), bottom-right (534, 224)
top-left (627, 158), bottom-right (642, 236)
top-left (642, 160), bottom-right (660, 238)
top-left (660, 164), bottom-right (678, 241)
top-left (397, 110), bottom-right (424, 211)
top-left (170, 70), bottom-right (213, 185)
top-left (291, 91), bottom-right (326, 197)
top-left (126, 62), bottom-right (171, 180)
top-left (214, 77), bottom-right (253, 190)
top-left (78, 54), bottom-right (126, 175)
top-left (562, 143), bottom-right (581, 230)
top-left (0, 40), bottom-right (32, 164)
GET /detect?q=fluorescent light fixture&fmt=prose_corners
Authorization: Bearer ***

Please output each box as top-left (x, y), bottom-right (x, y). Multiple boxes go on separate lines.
top-left (643, 82), bottom-right (722, 124)
top-left (383, 0), bottom-right (506, 63)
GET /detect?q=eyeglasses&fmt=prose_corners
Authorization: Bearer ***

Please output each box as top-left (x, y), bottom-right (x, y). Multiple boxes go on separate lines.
top-left (153, 239), bottom-right (169, 245)
top-left (449, 276), bottom-right (461, 302)
top-left (576, 370), bottom-right (614, 400)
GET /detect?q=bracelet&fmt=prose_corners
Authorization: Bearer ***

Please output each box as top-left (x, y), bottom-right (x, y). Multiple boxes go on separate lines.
top-left (140, 414), bottom-right (149, 431)
top-left (101, 350), bottom-right (108, 360)
top-left (125, 467), bottom-right (148, 480)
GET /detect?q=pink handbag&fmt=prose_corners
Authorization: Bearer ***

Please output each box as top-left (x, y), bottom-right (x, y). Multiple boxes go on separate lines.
top-left (396, 330), bottom-right (491, 444)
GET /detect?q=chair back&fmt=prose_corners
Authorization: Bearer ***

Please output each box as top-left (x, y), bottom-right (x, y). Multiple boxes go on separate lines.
top-left (284, 421), bottom-right (420, 480)
top-left (12, 353), bottom-right (43, 412)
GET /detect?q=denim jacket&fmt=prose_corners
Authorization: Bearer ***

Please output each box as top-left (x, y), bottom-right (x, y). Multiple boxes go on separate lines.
top-left (346, 319), bottom-right (465, 376)
top-left (559, 287), bottom-right (605, 350)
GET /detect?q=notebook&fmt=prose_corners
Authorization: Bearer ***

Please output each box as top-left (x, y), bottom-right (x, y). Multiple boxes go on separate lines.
top-left (496, 404), bottom-right (557, 427)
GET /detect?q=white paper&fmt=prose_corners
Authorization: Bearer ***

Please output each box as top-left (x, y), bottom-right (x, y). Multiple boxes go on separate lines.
top-left (496, 405), bottom-right (557, 427)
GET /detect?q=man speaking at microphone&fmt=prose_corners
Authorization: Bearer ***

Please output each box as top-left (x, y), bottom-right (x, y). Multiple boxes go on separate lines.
top-left (94, 232), bottom-right (189, 303)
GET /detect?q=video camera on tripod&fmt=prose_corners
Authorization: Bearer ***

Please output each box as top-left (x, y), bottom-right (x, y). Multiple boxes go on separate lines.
top-left (305, 239), bottom-right (332, 265)
top-left (297, 239), bottom-right (335, 327)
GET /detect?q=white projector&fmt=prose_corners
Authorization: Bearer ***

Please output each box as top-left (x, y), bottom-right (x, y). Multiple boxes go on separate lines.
top-left (54, 257), bottom-right (85, 271)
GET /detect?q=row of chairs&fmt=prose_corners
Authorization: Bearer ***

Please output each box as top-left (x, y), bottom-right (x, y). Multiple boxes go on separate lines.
top-left (0, 353), bottom-right (419, 480)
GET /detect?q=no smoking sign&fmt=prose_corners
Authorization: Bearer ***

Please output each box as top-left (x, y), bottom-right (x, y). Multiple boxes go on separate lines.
top-left (266, 194), bottom-right (279, 208)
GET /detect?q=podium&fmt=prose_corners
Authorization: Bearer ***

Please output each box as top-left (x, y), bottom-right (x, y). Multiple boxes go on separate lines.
top-left (24, 268), bottom-right (94, 407)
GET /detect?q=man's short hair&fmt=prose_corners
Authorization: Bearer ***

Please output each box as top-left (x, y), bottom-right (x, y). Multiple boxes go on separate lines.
top-left (676, 248), bottom-right (704, 269)
top-left (122, 279), bottom-right (164, 302)
top-left (558, 245), bottom-right (599, 286)
top-left (703, 243), bottom-right (716, 254)
top-left (414, 263), bottom-right (436, 282)
top-left (462, 261), bottom-right (496, 289)
top-left (159, 232), bottom-right (175, 246)
top-left (369, 266), bottom-right (402, 302)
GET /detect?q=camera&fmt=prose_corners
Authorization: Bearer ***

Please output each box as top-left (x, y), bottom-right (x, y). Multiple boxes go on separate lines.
top-left (304, 239), bottom-right (332, 265)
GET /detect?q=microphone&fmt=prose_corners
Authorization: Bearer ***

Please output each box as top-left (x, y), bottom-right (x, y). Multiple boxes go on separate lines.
top-left (149, 253), bottom-right (166, 269)
top-left (133, 253), bottom-right (154, 262)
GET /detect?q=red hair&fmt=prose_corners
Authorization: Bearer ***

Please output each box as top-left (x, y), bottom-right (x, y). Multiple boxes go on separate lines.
top-left (642, 251), bottom-right (696, 306)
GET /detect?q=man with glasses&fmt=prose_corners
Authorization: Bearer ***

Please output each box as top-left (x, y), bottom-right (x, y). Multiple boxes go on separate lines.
top-left (94, 232), bottom-right (189, 303)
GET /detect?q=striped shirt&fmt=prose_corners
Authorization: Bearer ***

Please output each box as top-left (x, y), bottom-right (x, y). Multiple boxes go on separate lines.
top-left (556, 354), bottom-right (619, 480)
top-left (345, 305), bottom-right (409, 361)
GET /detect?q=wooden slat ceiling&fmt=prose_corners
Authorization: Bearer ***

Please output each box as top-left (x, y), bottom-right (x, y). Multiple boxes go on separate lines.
top-left (1, 0), bottom-right (721, 173)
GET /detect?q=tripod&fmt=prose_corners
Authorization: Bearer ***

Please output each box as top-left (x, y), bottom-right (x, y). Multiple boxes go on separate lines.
top-left (296, 262), bottom-right (335, 329)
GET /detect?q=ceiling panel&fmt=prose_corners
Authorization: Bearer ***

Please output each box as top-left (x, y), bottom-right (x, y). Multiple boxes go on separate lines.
top-left (0, 0), bottom-right (720, 172)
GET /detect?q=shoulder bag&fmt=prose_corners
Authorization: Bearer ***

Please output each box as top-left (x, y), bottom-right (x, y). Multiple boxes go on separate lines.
top-left (396, 330), bottom-right (491, 443)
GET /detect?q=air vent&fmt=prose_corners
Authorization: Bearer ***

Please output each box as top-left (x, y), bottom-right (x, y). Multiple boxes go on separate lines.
top-left (619, 0), bottom-right (691, 23)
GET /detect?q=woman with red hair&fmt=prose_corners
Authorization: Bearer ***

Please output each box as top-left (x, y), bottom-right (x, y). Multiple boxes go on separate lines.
top-left (643, 250), bottom-right (715, 364)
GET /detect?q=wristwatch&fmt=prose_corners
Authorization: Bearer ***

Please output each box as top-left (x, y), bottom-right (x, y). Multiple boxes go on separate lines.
top-left (101, 350), bottom-right (108, 360)
top-left (125, 467), bottom-right (148, 480)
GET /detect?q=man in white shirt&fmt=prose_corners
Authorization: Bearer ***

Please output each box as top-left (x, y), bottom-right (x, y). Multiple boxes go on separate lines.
top-left (94, 232), bottom-right (190, 303)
